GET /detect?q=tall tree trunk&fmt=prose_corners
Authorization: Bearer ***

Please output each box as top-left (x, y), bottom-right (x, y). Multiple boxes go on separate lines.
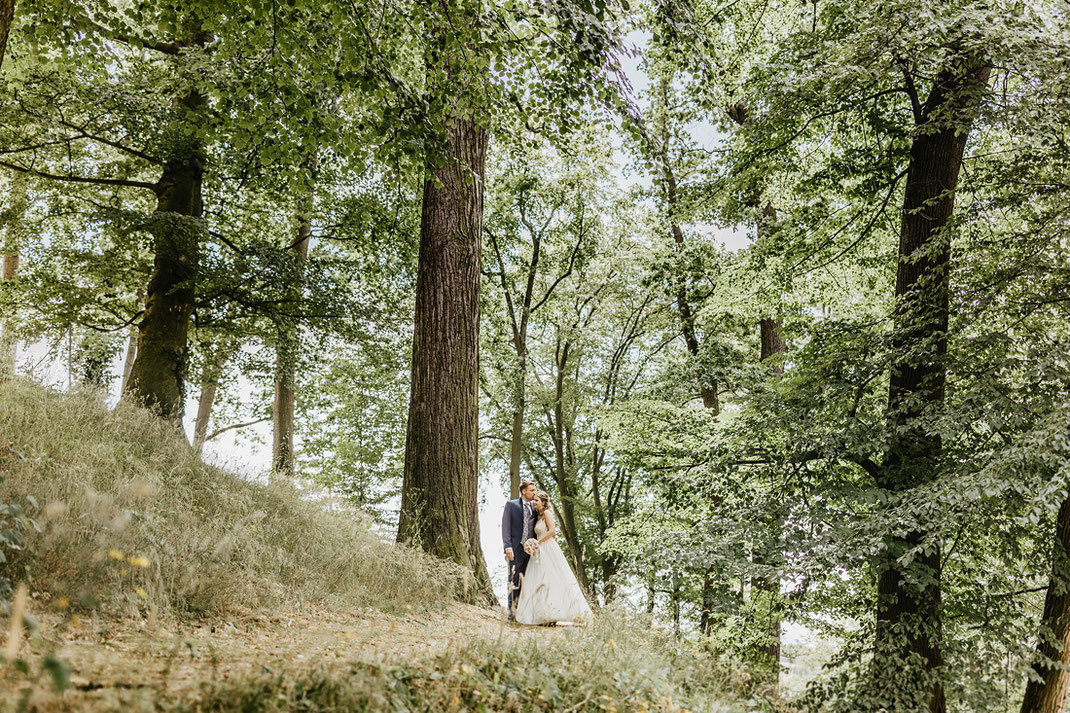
top-left (874, 59), bottom-right (990, 713)
top-left (124, 153), bottom-right (203, 421)
top-left (1020, 496), bottom-right (1070, 713)
top-left (0, 173), bottom-right (26, 379)
top-left (397, 112), bottom-right (494, 605)
top-left (124, 82), bottom-right (206, 422)
top-left (753, 314), bottom-right (787, 679)
top-left (760, 318), bottom-right (786, 370)
top-left (273, 153), bottom-right (317, 478)
top-left (726, 98), bottom-right (788, 680)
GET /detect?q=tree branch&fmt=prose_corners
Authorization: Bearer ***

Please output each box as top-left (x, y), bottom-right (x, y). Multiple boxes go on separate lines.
top-left (0, 159), bottom-right (158, 192)
top-left (205, 416), bottom-right (271, 443)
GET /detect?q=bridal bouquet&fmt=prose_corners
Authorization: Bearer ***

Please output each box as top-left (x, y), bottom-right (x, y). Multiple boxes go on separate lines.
top-left (523, 538), bottom-right (539, 555)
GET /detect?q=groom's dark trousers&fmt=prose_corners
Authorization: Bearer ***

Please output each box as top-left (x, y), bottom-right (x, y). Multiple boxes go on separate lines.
top-left (502, 498), bottom-right (530, 612)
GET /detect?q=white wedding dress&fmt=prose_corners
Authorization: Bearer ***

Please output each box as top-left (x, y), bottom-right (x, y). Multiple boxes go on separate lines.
top-left (516, 516), bottom-right (593, 625)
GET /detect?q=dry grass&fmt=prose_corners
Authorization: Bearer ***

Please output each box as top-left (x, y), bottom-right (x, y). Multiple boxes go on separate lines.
top-left (189, 608), bottom-right (753, 713)
top-left (8, 604), bottom-right (752, 712)
top-left (0, 379), bottom-right (464, 621)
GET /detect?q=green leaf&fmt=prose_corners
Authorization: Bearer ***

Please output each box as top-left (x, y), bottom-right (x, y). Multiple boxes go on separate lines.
top-left (43, 655), bottom-right (71, 692)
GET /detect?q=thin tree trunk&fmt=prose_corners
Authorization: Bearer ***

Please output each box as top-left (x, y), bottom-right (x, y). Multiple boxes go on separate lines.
top-left (726, 98), bottom-right (788, 680)
top-left (0, 174), bottom-right (25, 379)
top-left (192, 376), bottom-right (218, 454)
top-left (548, 335), bottom-right (591, 594)
top-left (0, 250), bottom-right (16, 378)
top-left (874, 58), bottom-right (990, 713)
top-left (1020, 496), bottom-right (1070, 713)
top-left (699, 567), bottom-right (715, 634)
top-left (119, 324), bottom-right (137, 392)
top-left (119, 290), bottom-right (144, 393)
top-left (508, 404), bottom-right (524, 498)
top-left (397, 111), bottom-right (494, 605)
top-left (671, 574), bottom-right (681, 637)
top-left (273, 153), bottom-right (317, 478)
top-left (655, 75), bottom-right (718, 413)
top-left (124, 81), bottom-right (206, 422)
top-left (646, 571), bottom-right (656, 615)
top-left (192, 348), bottom-right (227, 455)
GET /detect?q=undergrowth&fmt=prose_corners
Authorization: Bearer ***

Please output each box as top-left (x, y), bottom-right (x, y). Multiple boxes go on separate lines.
top-left (0, 379), bottom-right (464, 620)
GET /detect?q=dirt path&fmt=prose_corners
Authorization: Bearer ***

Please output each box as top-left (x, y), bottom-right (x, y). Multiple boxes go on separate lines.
top-left (5, 602), bottom-right (569, 712)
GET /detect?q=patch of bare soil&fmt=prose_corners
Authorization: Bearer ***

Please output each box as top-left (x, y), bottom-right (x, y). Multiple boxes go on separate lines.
top-left (3, 602), bottom-right (569, 712)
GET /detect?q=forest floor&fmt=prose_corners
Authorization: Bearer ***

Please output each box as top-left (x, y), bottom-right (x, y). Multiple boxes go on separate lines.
top-left (11, 601), bottom-right (569, 711)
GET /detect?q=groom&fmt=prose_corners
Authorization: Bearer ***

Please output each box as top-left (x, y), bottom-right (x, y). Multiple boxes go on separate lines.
top-left (502, 480), bottom-right (537, 620)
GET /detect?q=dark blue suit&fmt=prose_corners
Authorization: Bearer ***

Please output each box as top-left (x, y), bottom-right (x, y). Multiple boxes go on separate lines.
top-left (502, 498), bottom-right (533, 612)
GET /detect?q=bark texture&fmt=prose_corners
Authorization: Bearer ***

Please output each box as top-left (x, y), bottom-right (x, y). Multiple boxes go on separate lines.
top-left (397, 114), bottom-right (494, 604)
top-left (874, 59), bottom-right (990, 713)
top-left (0, 0), bottom-right (14, 70)
top-left (124, 146), bottom-right (204, 421)
top-left (124, 76), bottom-right (206, 422)
top-left (1020, 495), bottom-right (1070, 713)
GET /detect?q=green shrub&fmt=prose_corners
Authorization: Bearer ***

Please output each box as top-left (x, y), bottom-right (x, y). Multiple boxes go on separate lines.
top-left (0, 472), bottom-right (39, 614)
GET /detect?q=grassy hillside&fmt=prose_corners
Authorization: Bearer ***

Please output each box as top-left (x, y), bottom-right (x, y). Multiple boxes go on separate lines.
top-left (0, 379), bottom-right (463, 619)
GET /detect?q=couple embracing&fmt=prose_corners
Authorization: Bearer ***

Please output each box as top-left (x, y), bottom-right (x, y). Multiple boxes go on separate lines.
top-left (502, 480), bottom-right (593, 625)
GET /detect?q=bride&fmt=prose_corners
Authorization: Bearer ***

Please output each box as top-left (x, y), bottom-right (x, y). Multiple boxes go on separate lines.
top-left (515, 491), bottom-right (593, 625)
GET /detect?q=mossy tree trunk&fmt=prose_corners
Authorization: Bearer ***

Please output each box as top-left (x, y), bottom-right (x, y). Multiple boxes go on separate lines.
top-left (397, 112), bottom-right (494, 605)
